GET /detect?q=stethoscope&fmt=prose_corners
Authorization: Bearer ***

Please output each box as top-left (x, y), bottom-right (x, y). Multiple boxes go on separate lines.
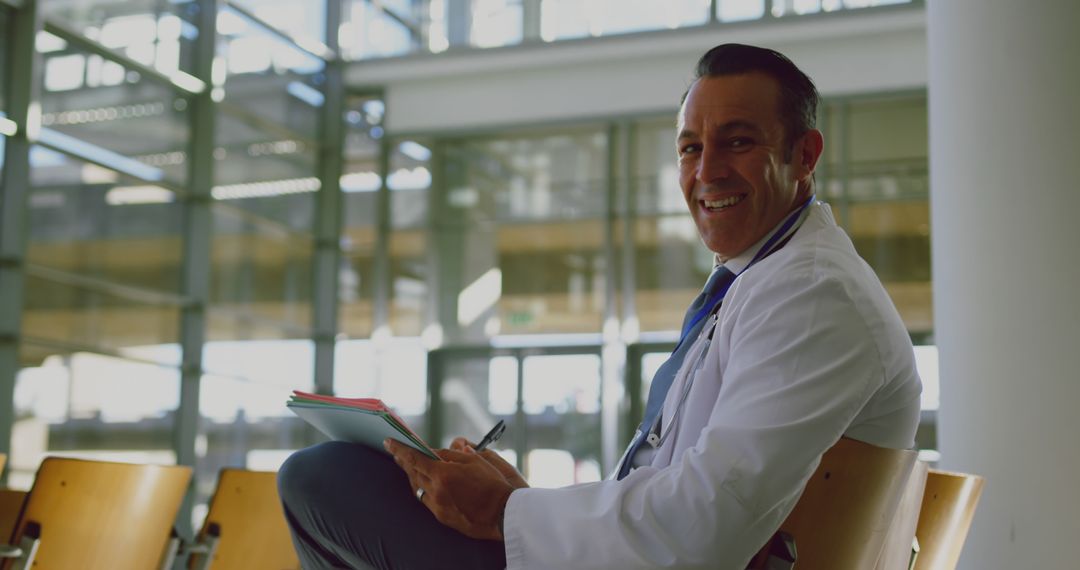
top-left (643, 195), bottom-right (816, 451)
top-left (645, 314), bottom-right (717, 449)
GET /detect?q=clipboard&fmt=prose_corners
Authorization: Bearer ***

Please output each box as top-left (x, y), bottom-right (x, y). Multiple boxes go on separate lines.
top-left (287, 391), bottom-right (440, 460)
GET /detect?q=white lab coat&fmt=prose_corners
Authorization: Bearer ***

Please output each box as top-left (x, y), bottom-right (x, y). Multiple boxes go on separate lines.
top-left (503, 202), bottom-right (922, 569)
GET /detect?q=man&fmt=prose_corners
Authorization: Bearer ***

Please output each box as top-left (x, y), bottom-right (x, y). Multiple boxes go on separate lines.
top-left (278, 43), bottom-right (922, 569)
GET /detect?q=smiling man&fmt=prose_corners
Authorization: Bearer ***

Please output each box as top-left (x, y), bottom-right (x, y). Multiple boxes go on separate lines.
top-left (278, 44), bottom-right (922, 570)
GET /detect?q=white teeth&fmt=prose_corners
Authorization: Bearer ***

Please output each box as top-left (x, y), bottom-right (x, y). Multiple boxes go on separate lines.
top-left (703, 195), bottom-right (744, 209)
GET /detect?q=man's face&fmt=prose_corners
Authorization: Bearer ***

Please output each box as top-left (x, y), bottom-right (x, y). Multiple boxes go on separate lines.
top-left (676, 72), bottom-right (821, 260)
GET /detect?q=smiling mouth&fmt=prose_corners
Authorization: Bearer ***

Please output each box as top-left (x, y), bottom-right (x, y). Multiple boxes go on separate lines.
top-left (702, 194), bottom-right (746, 211)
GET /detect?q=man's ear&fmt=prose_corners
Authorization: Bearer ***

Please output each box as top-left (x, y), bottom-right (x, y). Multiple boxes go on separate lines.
top-left (794, 129), bottom-right (824, 182)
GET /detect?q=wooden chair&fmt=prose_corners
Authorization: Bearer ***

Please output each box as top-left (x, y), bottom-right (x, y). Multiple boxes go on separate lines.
top-left (0, 454), bottom-right (22, 550)
top-left (913, 470), bottom-right (985, 570)
top-left (875, 460), bottom-right (929, 570)
top-left (184, 468), bottom-right (300, 570)
top-left (0, 490), bottom-right (27, 546)
top-left (0, 456), bottom-right (191, 570)
top-left (773, 437), bottom-right (919, 570)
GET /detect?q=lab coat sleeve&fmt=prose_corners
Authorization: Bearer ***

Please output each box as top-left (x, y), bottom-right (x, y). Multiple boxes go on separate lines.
top-left (503, 269), bottom-right (887, 570)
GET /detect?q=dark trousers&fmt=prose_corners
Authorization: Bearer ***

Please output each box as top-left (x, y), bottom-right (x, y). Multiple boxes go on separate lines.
top-left (277, 441), bottom-right (507, 570)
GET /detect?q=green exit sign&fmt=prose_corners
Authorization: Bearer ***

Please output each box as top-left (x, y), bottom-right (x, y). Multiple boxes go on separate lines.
top-left (507, 312), bottom-right (533, 326)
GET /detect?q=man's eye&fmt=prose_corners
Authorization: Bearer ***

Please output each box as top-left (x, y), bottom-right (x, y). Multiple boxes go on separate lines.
top-left (679, 143), bottom-right (701, 156)
top-left (730, 137), bottom-right (753, 149)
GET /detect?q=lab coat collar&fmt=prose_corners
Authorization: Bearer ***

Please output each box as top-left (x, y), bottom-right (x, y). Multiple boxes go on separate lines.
top-left (714, 199), bottom-right (819, 275)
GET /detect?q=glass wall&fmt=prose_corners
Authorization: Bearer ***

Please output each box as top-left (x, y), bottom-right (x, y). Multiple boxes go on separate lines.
top-left (433, 347), bottom-right (603, 486)
top-left (193, 3), bottom-right (325, 528)
top-left (0, 0), bottom-right (333, 535)
top-left (629, 116), bottom-right (715, 334)
top-left (5, 0), bottom-right (195, 486)
top-left (821, 94), bottom-right (931, 334)
top-left (335, 93), bottom-right (431, 436)
top-left (435, 128), bottom-right (609, 341)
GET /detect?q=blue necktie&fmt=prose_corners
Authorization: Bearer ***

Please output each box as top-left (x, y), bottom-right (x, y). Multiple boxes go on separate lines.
top-left (616, 266), bottom-right (737, 479)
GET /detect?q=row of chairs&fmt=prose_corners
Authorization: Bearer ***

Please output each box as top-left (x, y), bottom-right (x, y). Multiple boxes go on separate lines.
top-left (753, 438), bottom-right (984, 570)
top-left (0, 442), bottom-right (981, 569)
top-left (0, 454), bottom-right (299, 570)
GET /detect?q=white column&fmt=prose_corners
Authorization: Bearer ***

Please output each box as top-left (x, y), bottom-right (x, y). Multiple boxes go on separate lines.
top-left (928, 2), bottom-right (1080, 569)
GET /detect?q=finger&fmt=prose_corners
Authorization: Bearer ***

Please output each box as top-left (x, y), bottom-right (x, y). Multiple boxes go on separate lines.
top-left (449, 437), bottom-right (476, 451)
top-left (392, 452), bottom-right (434, 497)
top-left (386, 439), bottom-right (436, 470)
top-left (388, 443), bottom-right (444, 490)
top-left (406, 472), bottom-right (436, 508)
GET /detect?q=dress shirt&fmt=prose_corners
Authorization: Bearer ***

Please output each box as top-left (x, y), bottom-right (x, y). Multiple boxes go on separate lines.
top-left (502, 201), bottom-right (922, 569)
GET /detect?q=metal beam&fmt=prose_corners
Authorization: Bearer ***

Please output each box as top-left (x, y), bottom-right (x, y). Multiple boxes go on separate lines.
top-left (173, 0), bottom-right (219, 540)
top-left (24, 264), bottom-right (190, 307)
top-left (311, 0), bottom-right (345, 399)
top-left (0, 0), bottom-right (41, 463)
top-left (618, 121), bottom-right (638, 450)
top-left (372, 130), bottom-right (392, 333)
top-left (222, 1), bottom-right (337, 61)
top-left (32, 132), bottom-right (185, 195)
top-left (522, 0), bottom-right (542, 43)
top-left (599, 123), bottom-right (623, 474)
top-left (364, 0), bottom-right (422, 45)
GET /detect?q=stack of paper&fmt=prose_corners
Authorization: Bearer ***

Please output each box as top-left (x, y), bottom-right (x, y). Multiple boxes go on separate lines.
top-left (287, 391), bottom-right (440, 460)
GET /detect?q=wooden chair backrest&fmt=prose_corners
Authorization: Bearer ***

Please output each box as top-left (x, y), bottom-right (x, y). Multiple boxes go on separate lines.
top-left (777, 437), bottom-right (918, 570)
top-left (913, 470), bottom-right (985, 570)
top-left (0, 453), bottom-right (16, 542)
top-left (0, 489), bottom-right (27, 543)
top-left (875, 460), bottom-right (929, 570)
top-left (4, 457), bottom-right (191, 570)
top-left (194, 468), bottom-right (299, 570)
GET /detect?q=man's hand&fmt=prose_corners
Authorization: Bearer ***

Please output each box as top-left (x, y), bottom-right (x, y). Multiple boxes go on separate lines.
top-left (384, 439), bottom-right (517, 541)
top-left (450, 437), bottom-right (529, 490)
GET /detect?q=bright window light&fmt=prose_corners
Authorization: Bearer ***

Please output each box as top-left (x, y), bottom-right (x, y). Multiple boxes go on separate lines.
top-left (35, 31), bottom-right (67, 53)
top-left (458, 268), bottom-right (502, 327)
top-left (527, 449), bottom-right (576, 488)
top-left (106, 185), bottom-right (176, 205)
top-left (44, 54), bottom-right (86, 92)
top-left (522, 355), bottom-right (600, 415)
top-left (387, 166), bottom-right (432, 191)
top-left (398, 141), bottom-right (432, 162)
top-left (913, 345), bottom-right (940, 411)
top-left (488, 356), bottom-right (518, 416)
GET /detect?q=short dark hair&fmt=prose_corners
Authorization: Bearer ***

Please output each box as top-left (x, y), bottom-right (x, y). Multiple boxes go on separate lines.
top-left (684, 43), bottom-right (819, 154)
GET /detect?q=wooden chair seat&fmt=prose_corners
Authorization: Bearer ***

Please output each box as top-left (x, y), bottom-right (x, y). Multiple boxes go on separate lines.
top-left (188, 468), bottom-right (299, 570)
top-left (1, 457), bottom-right (191, 570)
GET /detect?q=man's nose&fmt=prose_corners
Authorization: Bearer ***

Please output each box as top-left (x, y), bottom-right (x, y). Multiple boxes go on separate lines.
top-left (697, 145), bottom-right (730, 184)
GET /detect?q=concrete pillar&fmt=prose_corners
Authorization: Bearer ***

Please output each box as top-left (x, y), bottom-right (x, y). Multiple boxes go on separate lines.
top-left (928, 2), bottom-right (1080, 568)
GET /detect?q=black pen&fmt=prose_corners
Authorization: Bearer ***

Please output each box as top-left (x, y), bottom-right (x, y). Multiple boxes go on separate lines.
top-left (475, 420), bottom-right (506, 452)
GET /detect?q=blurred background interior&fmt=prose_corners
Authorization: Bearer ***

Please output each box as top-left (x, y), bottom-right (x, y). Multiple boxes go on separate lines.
top-left (0, 0), bottom-right (936, 537)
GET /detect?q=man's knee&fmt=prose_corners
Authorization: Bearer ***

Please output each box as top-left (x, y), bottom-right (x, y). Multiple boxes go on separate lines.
top-left (278, 441), bottom-right (356, 508)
